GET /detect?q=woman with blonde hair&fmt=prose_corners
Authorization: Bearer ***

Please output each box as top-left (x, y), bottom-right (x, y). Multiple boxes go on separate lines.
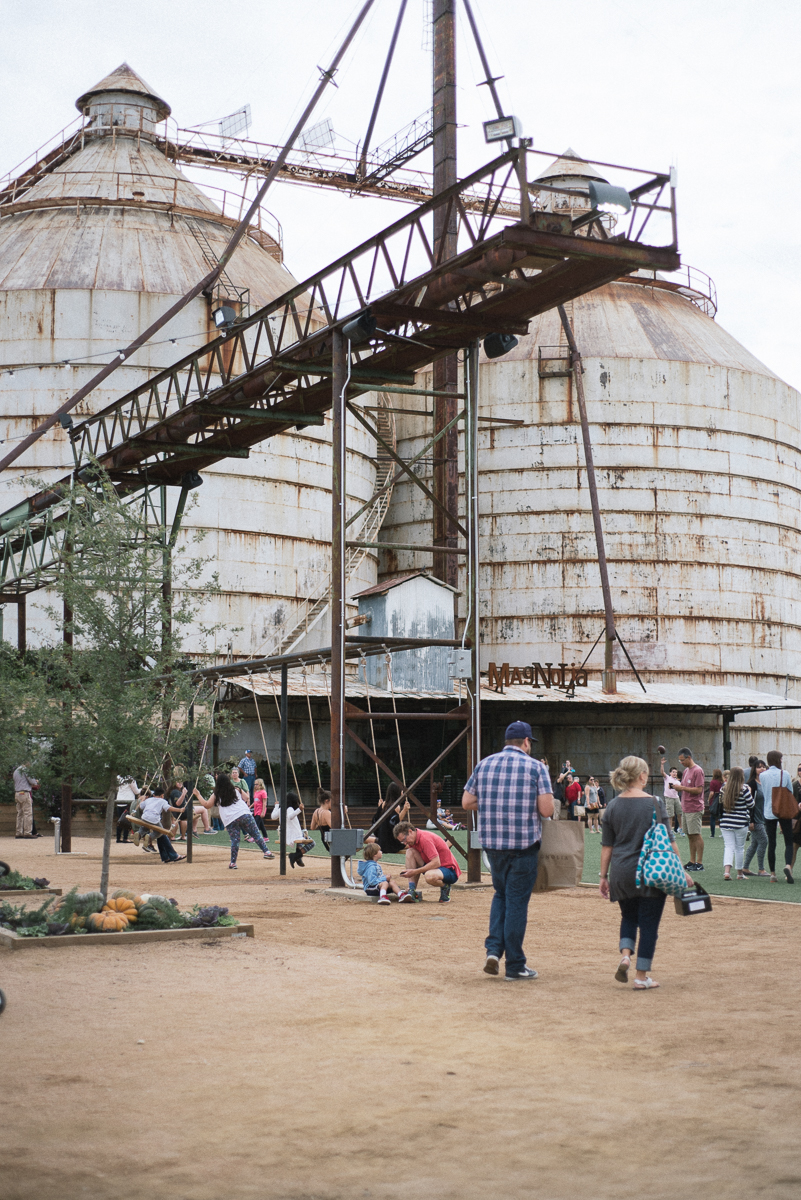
top-left (600, 756), bottom-right (692, 990)
top-left (719, 766), bottom-right (754, 881)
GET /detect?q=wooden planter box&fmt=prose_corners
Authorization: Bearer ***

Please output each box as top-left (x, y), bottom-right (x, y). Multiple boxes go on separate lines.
top-left (0, 888), bottom-right (63, 900)
top-left (0, 923), bottom-right (255, 951)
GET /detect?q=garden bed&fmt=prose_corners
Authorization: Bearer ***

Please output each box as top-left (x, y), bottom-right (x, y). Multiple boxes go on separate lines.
top-left (0, 888), bottom-right (247, 944)
top-left (0, 923), bottom-right (254, 951)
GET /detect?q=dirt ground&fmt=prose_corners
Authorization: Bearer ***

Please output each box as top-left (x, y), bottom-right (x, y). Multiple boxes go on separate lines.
top-left (1, 835), bottom-right (800, 1200)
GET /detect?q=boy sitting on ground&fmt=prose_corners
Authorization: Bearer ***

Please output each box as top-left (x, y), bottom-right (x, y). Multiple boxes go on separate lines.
top-left (357, 842), bottom-right (413, 904)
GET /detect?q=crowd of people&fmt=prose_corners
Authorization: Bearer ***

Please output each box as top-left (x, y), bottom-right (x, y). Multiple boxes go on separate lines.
top-left (111, 755), bottom-right (338, 870)
top-left (11, 729), bottom-right (801, 991)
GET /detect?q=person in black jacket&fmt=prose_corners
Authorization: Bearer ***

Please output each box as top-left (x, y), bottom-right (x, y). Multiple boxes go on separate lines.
top-left (371, 782), bottom-right (410, 855)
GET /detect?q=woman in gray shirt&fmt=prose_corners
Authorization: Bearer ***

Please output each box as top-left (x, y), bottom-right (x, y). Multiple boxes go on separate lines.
top-left (600, 756), bottom-right (692, 991)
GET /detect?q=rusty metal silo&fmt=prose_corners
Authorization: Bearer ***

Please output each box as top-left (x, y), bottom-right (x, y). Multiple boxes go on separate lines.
top-left (380, 149), bottom-right (801, 761)
top-left (0, 64), bottom-right (381, 656)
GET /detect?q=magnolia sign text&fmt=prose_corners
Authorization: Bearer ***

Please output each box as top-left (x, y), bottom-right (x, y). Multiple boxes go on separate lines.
top-left (487, 661), bottom-right (590, 694)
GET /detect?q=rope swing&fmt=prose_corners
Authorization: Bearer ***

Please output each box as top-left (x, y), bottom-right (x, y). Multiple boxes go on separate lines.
top-left (248, 669), bottom-right (278, 805)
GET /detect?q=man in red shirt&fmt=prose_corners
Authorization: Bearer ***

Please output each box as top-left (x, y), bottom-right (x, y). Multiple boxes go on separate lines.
top-left (564, 773), bottom-right (583, 822)
top-left (677, 747), bottom-right (706, 872)
top-left (394, 821), bottom-right (461, 903)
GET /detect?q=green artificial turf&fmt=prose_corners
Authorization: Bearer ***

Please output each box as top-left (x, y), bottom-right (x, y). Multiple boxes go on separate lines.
top-left (580, 826), bottom-right (801, 903)
top-left (187, 825), bottom-right (800, 902)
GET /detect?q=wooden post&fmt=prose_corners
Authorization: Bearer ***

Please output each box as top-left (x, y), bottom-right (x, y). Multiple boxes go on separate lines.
top-left (279, 662), bottom-right (288, 876)
top-left (99, 789), bottom-right (116, 900)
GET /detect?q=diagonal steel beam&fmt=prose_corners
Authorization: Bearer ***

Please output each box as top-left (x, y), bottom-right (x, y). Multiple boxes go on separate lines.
top-left (347, 401), bottom-right (467, 540)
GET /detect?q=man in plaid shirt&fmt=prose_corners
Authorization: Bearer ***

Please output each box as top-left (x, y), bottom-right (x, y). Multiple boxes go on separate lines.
top-left (462, 721), bottom-right (554, 980)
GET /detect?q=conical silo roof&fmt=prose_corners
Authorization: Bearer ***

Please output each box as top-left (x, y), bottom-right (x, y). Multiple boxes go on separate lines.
top-left (75, 62), bottom-right (171, 121)
top-left (535, 147), bottom-right (607, 184)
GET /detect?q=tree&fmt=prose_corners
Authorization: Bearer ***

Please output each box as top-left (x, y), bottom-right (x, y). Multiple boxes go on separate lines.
top-left (3, 474), bottom-right (236, 877)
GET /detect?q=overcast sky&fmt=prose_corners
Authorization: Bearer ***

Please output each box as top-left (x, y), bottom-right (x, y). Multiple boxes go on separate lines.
top-left (1, 0), bottom-right (799, 389)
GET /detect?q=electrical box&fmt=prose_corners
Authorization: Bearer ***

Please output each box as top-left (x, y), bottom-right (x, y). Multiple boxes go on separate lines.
top-left (469, 830), bottom-right (483, 850)
top-left (448, 650), bottom-right (472, 680)
top-left (329, 828), bottom-right (364, 857)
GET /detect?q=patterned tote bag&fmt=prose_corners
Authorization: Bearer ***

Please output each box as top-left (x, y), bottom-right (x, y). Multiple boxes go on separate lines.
top-left (636, 808), bottom-right (686, 896)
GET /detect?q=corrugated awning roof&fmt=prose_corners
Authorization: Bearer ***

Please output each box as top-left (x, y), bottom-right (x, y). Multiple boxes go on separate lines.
top-left (222, 674), bottom-right (801, 713)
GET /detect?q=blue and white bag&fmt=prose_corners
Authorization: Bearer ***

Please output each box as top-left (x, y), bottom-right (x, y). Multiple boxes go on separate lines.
top-left (636, 808), bottom-right (686, 897)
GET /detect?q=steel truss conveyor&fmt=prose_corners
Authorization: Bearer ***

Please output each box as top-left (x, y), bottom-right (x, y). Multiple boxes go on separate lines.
top-left (0, 144), bottom-right (679, 598)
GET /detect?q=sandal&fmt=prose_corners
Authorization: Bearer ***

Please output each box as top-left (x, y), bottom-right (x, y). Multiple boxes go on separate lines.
top-left (633, 977), bottom-right (660, 990)
top-left (615, 955), bottom-right (631, 983)
top-left (723, 873), bottom-right (731, 881)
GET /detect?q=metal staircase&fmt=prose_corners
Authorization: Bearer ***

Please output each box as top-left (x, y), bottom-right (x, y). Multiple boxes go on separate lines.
top-left (260, 394), bottom-right (397, 658)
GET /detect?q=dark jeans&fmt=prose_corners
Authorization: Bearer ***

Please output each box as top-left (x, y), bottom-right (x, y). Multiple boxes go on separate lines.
top-left (618, 893), bottom-right (666, 971)
top-left (709, 811), bottom-right (717, 837)
top-left (485, 844), bottom-right (540, 976)
top-left (253, 813), bottom-right (268, 837)
top-left (765, 818), bottom-right (794, 872)
top-left (156, 834), bottom-right (179, 863)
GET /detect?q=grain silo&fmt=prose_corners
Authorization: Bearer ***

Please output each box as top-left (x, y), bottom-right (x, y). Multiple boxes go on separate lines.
top-left (0, 64), bottom-right (382, 657)
top-left (379, 150), bottom-right (801, 771)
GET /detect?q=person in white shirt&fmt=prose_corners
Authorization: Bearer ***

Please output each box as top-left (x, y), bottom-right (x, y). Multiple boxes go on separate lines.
top-left (661, 766), bottom-right (683, 836)
top-left (271, 791), bottom-right (314, 867)
top-left (211, 772), bottom-right (274, 870)
top-left (759, 750), bottom-right (798, 884)
top-left (115, 776), bottom-right (140, 844)
top-left (138, 783), bottom-right (186, 863)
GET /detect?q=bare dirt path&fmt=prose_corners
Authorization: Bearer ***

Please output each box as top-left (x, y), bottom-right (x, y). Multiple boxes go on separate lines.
top-left (1, 836), bottom-right (799, 1200)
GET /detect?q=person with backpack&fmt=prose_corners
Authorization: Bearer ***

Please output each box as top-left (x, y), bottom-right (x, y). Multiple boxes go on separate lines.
top-left (600, 756), bottom-right (693, 990)
top-left (759, 750), bottom-right (799, 884)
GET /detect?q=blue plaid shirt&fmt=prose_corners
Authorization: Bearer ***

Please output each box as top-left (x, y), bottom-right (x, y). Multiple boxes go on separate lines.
top-left (465, 748), bottom-right (552, 850)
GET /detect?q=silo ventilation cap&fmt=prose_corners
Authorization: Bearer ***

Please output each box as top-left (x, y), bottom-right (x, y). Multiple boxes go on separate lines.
top-left (75, 62), bottom-right (171, 121)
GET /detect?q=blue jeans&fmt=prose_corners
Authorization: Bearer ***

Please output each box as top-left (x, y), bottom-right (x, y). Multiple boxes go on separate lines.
top-left (156, 834), bottom-right (179, 863)
top-left (485, 844), bottom-right (540, 976)
top-left (618, 894), bottom-right (666, 971)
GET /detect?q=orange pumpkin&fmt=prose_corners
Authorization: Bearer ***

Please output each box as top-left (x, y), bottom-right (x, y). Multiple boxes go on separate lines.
top-left (87, 910), bottom-right (129, 933)
top-left (102, 897), bottom-right (138, 923)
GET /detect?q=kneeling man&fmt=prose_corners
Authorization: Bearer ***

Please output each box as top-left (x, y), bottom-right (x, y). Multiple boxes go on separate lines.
top-left (394, 822), bottom-right (461, 903)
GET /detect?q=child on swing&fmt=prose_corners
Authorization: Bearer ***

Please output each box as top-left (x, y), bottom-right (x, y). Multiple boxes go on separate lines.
top-left (271, 791), bottom-right (314, 867)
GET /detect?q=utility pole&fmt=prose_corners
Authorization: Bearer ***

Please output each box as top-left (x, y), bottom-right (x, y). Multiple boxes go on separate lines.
top-left (432, 0), bottom-right (459, 590)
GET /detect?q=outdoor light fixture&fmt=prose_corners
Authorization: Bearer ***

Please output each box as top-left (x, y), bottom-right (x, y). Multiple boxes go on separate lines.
top-left (58, 414), bottom-right (73, 430)
top-left (212, 304), bottom-right (237, 330)
top-left (180, 470), bottom-right (204, 491)
top-left (483, 332), bottom-right (519, 359)
top-left (483, 115), bottom-right (522, 144)
top-left (342, 310), bottom-right (377, 345)
top-left (588, 181), bottom-right (632, 215)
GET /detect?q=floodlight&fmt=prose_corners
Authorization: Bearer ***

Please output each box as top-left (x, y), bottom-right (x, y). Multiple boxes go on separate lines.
top-left (483, 115), bottom-right (522, 143)
top-left (180, 470), bottom-right (204, 491)
top-left (587, 180), bottom-right (631, 215)
top-left (58, 414), bottom-right (73, 430)
top-left (483, 332), bottom-right (519, 359)
top-left (342, 311), bottom-right (377, 345)
top-left (212, 305), bottom-right (237, 330)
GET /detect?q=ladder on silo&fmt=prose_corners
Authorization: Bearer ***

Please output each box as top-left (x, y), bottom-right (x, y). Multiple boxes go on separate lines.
top-left (260, 395), bottom-right (397, 659)
top-left (181, 213), bottom-right (248, 308)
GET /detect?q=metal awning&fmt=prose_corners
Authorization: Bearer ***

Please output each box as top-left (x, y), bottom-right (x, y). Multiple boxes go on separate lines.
top-left (225, 674), bottom-right (801, 713)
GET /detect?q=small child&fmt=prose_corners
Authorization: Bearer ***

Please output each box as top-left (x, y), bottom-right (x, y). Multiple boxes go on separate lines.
top-left (358, 842), bottom-right (412, 904)
top-left (252, 777), bottom-right (270, 838)
top-left (271, 791), bottom-right (314, 867)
